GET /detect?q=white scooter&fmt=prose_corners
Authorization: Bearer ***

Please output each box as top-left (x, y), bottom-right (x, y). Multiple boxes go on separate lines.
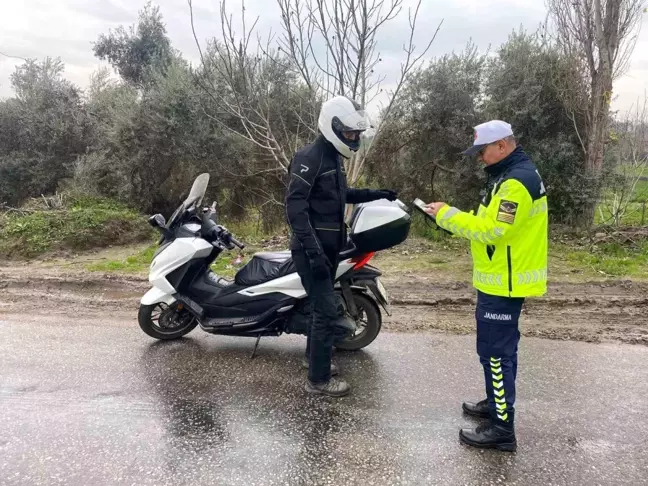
top-left (138, 174), bottom-right (411, 352)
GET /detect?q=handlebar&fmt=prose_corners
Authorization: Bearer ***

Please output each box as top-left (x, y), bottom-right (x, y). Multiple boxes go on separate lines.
top-left (229, 235), bottom-right (245, 250)
top-left (200, 210), bottom-right (245, 250)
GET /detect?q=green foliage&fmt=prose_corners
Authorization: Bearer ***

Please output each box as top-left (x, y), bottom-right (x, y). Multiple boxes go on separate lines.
top-left (84, 211), bottom-right (271, 275)
top-left (224, 214), bottom-right (281, 243)
top-left (366, 31), bottom-right (598, 226)
top-left (0, 154), bottom-right (39, 206)
top-left (483, 30), bottom-right (589, 225)
top-left (209, 257), bottom-right (240, 279)
top-left (93, 1), bottom-right (172, 86)
top-left (86, 245), bottom-right (156, 273)
top-left (564, 242), bottom-right (648, 278)
top-left (632, 179), bottom-right (648, 203)
top-left (85, 242), bottom-right (243, 277)
top-left (596, 201), bottom-right (648, 226)
top-left (0, 4), bottom-right (643, 250)
top-left (366, 43), bottom-right (485, 209)
top-left (0, 58), bottom-right (91, 206)
top-left (75, 53), bottom-right (254, 216)
top-left (0, 197), bottom-right (153, 258)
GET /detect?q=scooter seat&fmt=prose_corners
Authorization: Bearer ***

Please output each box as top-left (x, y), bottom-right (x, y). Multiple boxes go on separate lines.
top-left (234, 254), bottom-right (296, 286)
top-left (253, 251), bottom-right (292, 263)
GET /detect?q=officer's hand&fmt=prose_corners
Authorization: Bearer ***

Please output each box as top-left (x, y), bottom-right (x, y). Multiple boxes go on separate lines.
top-left (424, 202), bottom-right (447, 217)
top-left (307, 252), bottom-right (331, 280)
top-left (375, 189), bottom-right (398, 201)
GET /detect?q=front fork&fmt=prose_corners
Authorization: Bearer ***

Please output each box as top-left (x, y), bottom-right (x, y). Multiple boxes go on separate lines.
top-left (340, 280), bottom-right (359, 319)
top-left (337, 275), bottom-right (390, 317)
top-left (357, 279), bottom-right (390, 316)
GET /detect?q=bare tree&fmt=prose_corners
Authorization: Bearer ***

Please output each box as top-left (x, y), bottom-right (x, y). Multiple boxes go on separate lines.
top-left (189, 0), bottom-right (303, 172)
top-left (599, 97), bottom-right (648, 226)
top-left (277, 0), bottom-right (441, 185)
top-left (190, 0), bottom-right (441, 190)
top-left (546, 0), bottom-right (646, 226)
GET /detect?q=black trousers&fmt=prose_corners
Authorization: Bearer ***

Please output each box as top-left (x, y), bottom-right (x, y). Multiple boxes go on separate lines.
top-left (292, 249), bottom-right (339, 384)
top-left (475, 291), bottom-right (525, 428)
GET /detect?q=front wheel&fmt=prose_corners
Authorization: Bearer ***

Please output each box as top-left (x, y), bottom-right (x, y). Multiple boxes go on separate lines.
top-left (138, 303), bottom-right (199, 340)
top-left (334, 293), bottom-right (382, 351)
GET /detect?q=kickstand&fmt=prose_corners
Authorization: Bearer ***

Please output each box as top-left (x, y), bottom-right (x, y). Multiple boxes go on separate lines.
top-left (251, 334), bottom-right (262, 359)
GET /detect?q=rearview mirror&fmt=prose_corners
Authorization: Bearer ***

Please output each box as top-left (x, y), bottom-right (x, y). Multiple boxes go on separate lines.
top-left (148, 214), bottom-right (166, 228)
top-left (209, 201), bottom-right (218, 223)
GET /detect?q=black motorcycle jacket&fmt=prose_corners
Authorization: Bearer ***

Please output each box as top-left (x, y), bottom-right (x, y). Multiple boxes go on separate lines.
top-left (285, 135), bottom-right (380, 255)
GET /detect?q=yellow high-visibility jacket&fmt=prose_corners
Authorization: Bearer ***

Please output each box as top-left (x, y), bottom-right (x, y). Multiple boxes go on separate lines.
top-left (436, 147), bottom-right (548, 297)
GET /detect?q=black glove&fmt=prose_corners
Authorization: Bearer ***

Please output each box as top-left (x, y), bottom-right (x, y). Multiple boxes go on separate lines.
top-left (373, 189), bottom-right (398, 201)
top-left (307, 251), bottom-right (331, 280)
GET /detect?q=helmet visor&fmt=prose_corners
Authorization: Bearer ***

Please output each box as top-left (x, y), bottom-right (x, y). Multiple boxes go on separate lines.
top-left (332, 107), bottom-right (370, 152)
top-left (332, 117), bottom-right (364, 151)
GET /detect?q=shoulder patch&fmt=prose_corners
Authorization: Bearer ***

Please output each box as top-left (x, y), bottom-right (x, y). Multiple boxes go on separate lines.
top-left (496, 200), bottom-right (518, 224)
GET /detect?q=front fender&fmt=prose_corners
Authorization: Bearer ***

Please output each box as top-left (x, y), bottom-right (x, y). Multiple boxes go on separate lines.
top-left (141, 287), bottom-right (177, 306)
top-left (351, 281), bottom-right (390, 316)
top-left (349, 264), bottom-right (382, 280)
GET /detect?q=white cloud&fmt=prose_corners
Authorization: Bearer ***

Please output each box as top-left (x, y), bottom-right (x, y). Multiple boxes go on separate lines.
top-left (0, 0), bottom-right (646, 116)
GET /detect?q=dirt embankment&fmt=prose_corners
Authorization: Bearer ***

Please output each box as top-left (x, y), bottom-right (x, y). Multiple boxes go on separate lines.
top-left (382, 276), bottom-right (648, 345)
top-left (2, 264), bottom-right (647, 346)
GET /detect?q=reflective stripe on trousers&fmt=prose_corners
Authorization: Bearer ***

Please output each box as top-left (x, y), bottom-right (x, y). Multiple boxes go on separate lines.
top-left (476, 291), bottom-right (524, 425)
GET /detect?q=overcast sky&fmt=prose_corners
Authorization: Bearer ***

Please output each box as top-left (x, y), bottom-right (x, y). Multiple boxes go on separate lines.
top-left (1, 0), bottom-right (647, 116)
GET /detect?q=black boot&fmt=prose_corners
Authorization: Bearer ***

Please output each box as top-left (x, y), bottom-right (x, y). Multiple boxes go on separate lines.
top-left (459, 421), bottom-right (517, 452)
top-left (462, 398), bottom-right (490, 418)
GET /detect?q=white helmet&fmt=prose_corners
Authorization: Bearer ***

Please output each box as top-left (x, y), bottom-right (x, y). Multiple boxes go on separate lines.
top-left (318, 96), bottom-right (370, 158)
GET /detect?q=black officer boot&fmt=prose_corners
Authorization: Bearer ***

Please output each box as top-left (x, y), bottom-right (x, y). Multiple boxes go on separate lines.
top-left (459, 420), bottom-right (517, 452)
top-left (301, 357), bottom-right (339, 376)
top-left (462, 398), bottom-right (490, 418)
top-left (305, 377), bottom-right (350, 397)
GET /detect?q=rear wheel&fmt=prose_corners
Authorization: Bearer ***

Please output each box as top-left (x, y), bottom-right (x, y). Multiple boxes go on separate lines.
top-left (334, 293), bottom-right (382, 351)
top-left (138, 303), bottom-right (199, 340)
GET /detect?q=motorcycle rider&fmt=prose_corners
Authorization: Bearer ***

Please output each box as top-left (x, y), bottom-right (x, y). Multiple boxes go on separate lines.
top-left (285, 95), bottom-right (398, 397)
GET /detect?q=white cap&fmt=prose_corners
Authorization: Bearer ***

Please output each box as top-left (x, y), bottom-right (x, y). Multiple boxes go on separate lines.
top-left (463, 120), bottom-right (514, 156)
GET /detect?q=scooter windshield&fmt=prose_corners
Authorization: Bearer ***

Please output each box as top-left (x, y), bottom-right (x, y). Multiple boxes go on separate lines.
top-left (166, 173), bottom-right (210, 229)
top-left (184, 173), bottom-right (210, 208)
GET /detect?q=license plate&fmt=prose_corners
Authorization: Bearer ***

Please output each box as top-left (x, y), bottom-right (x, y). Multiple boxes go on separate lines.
top-left (375, 278), bottom-right (388, 303)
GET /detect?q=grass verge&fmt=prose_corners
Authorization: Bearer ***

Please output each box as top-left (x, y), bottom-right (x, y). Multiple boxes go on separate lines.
top-left (558, 241), bottom-right (648, 279)
top-left (0, 196), bottom-right (154, 259)
top-left (86, 244), bottom-right (247, 278)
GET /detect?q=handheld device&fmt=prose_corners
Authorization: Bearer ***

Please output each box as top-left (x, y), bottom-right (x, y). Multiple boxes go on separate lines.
top-left (412, 198), bottom-right (452, 234)
top-left (412, 198), bottom-right (434, 220)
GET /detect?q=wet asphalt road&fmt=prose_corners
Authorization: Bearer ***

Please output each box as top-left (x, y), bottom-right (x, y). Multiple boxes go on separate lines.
top-left (1, 313), bottom-right (648, 486)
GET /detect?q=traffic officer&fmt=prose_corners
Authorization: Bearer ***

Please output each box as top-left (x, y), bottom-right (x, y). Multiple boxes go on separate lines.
top-left (425, 120), bottom-right (548, 451)
top-left (285, 95), bottom-right (397, 397)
